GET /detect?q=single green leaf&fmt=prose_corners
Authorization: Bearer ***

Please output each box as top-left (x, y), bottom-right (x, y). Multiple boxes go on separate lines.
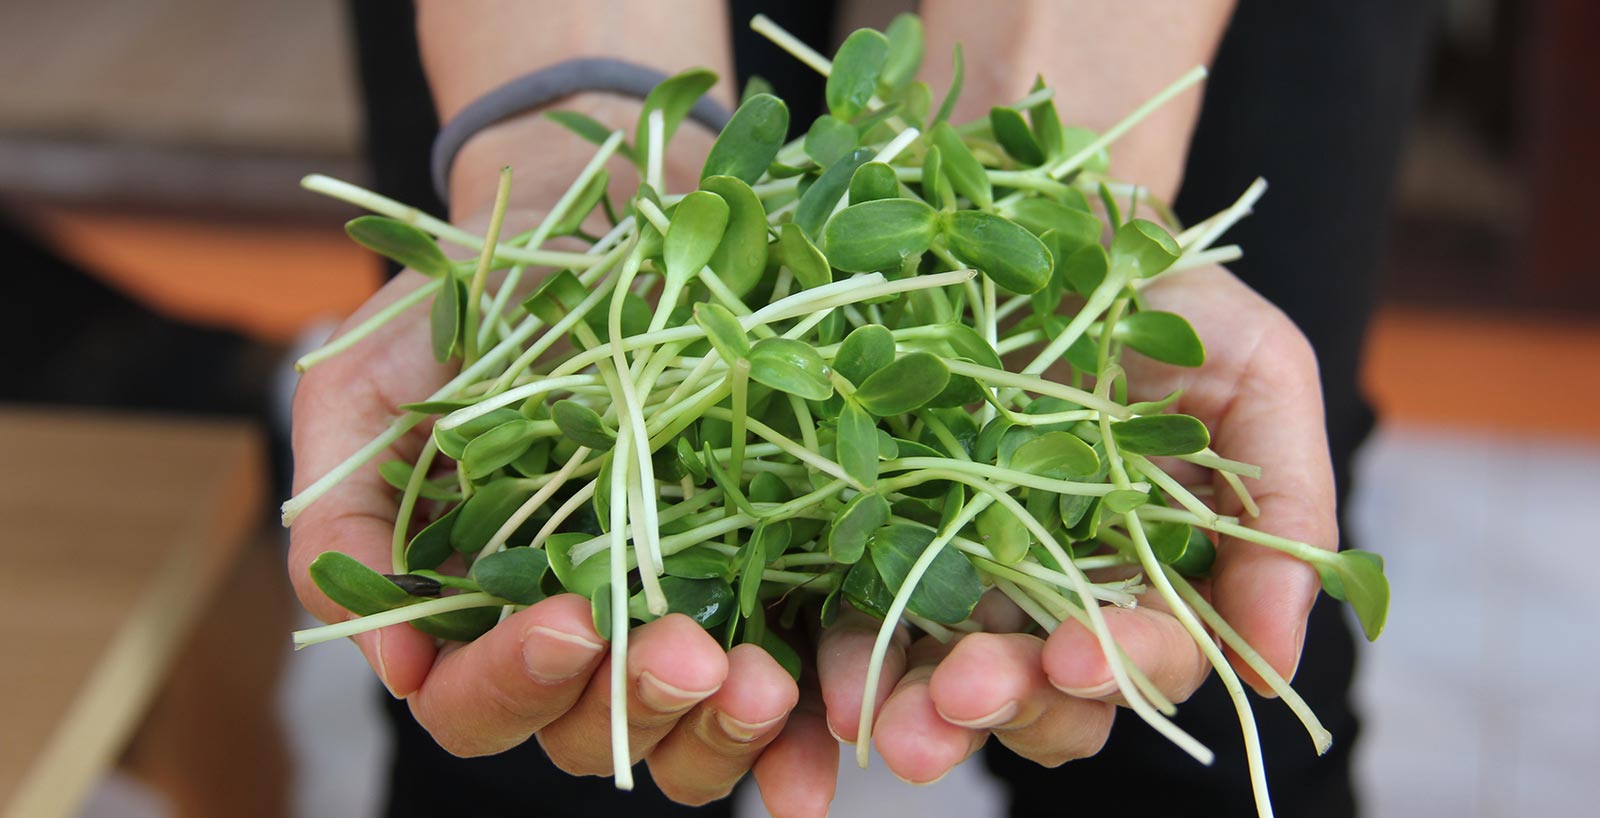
top-left (940, 323), bottom-right (1005, 369)
top-left (854, 352), bottom-right (950, 416)
top-left (1008, 431), bottom-right (1100, 478)
top-left (663, 545), bottom-right (733, 579)
top-left (838, 399), bottom-right (880, 487)
top-left (406, 505), bottom-right (460, 571)
top-left (550, 169), bottom-right (610, 236)
top-left (822, 198), bottom-right (939, 273)
top-left (1028, 76), bottom-right (1067, 160)
top-left (450, 479), bottom-right (535, 553)
top-left (635, 68), bottom-right (719, 163)
top-left (943, 211), bottom-right (1053, 294)
top-left (551, 400), bottom-right (616, 450)
top-left (899, 80), bottom-right (933, 129)
top-left (880, 13), bottom-right (924, 92)
top-left (309, 551), bottom-right (413, 616)
top-left (693, 302), bottom-right (751, 363)
top-left (921, 143), bottom-right (946, 210)
top-left (748, 337), bottom-right (834, 401)
top-left (434, 407), bottom-right (523, 460)
top-left (975, 502), bottom-right (1030, 564)
top-left (795, 148), bottom-right (875, 238)
top-left (664, 190), bottom-right (729, 281)
top-left (430, 274), bottom-right (464, 363)
top-left (520, 268), bottom-right (588, 325)
top-left (345, 216), bottom-right (452, 278)
top-left (1057, 243), bottom-right (1109, 296)
top-left (1060, 125), bottom-right (1109, 174)
top-left (591, 583), bottom-right (612, 638)
top-left (702, 94), bottom-right (789, 184)
top-left (990, 106), bottom-right (1045, 166)
top-left (1143, 509), bottom-right (1191, 566)
top-left (632, 576), bottom-right (735, 629)
top-left (741, 74), bottom-right (775, 104)
top-left (546, 110), bottom-right (635, 162)
top-left (748, 471), bottom-right (791, 505)
top-left (471, 547), bottom-right (549, 605)
top-left (582, 290), bottom-right (650, 342)
top-left (758, 629), bottom-right (803, 680)
top-left (834, 324), bottom-right (896, 386)
top-left (701, 175), bottom-right (770, 297)
top-left (1170, 526), bottom-right (1217, 577)
top-left (778, 223), bottom-right (832, 290)
top-left (460, 419), bottom-right (536, 480)
top-left (412, 608), bottom-right (498, 642)
top-left (1338, 550), bottom-right (1390, 641)
top-left (737, 527), bottom-right (769, 617)
top-left (509, 438), bottom-right (553, 478)
top-left (1110, 414), bottom-right (1210, 456)
top-left (397, 398), bottom-right (476, 414)
top-left (1102, 489), bottom-right (1150, 514)
top-left (1006, 198), bottom-right (1103, 252)
top-left (828, 491), bottom-right (890, 564)
top-left (546, 532), bottom-right (609, 599)
top-left (1109, 218), bottom-right (1181, 279)
top-left (868, 524), bottom-right (982, 624)
top-left (842, 551), bottom-right (894, 618)
top-left (1115, 311), bottom-right (1206, 367)
top-left (827, 29), bottom-right (890, 120)
top-left (931, 122), bottom-right (992, 211)
top-left (805, 115), bottom-right (859, 168)
top-left (848, 161), bottom-right (900, 203)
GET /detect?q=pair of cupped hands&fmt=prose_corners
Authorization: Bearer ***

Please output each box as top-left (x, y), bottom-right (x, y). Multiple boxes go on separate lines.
top-left (288, 245), bottom-right (1335, 816)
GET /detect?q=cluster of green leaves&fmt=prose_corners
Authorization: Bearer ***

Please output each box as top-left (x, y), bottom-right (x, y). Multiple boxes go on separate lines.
top-left (294, 12), bottom-right (1389, 810)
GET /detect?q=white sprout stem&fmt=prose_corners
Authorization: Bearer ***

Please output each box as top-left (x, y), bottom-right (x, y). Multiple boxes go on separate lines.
top-left (1124, 452), bottom-right (1220, 526)
top-left (1182, 448), bottom-right (1264, 479)
top-left (437, 375), bottom-right (600, 431)
top-left (943, 359), bottom-right (1131, 417)
top-left (1162, 564), bottom-right (1333, 754)
top-left (478, 130), bottom-right (627, 350)
top-left (646, 109), bottom-right (666, 193)
top-left (1178, 177), bottom-right (1268, 255)
top-left (527, 479), bottom-right (597, 551)
top-left (829, 127), bottom-right (922, 219)
top-left (297, 278), bottom-right (441, 372)
top-left (856, 494), bottom-right (995, 767)
top-left (476, 447), bottom-right (593, 562)
top-left (995, 578), bottom-right (1061, 631)
top-left (1018, 267), bottom-right (1127, 378)
top-left (292, 592), bottom-right (502, 648)
top-left (1220, 468), bottom-right (1263, 517)
top-left (607, 423), bottom-right (634, 790)
top-left (609, 247), bottom-right (668, 601)
top-left (881, 458), bottom-right (1145, 497)
top-left (300, 174), bottom-right (600, 268)
top-left (1136, 506), bottom-right (1334, 566)
top-left (392, 437), bottom-right (440, 572)
top-left (1046, 66), bottom-right (1208, 183)
top-left (750, 14), bottom-right (832, 77)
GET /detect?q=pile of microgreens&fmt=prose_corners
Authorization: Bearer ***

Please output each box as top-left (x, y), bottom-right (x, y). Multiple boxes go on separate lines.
top-left (284, 14), bottom-right (1389, 818)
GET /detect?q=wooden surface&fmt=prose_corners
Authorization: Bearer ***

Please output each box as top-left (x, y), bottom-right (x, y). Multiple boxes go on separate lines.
top-left (0, 407), bottom-right (264, 818)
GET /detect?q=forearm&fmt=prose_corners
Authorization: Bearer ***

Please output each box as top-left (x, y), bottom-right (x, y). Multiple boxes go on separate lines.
top-left (920, 0), bottom-right (1234, 201)
top-left (416, 0), bottom-right (735, 221)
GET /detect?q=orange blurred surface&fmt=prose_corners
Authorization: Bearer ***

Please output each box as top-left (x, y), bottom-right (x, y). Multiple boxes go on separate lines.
top-left (21, 210), bottom-right (1600, 441)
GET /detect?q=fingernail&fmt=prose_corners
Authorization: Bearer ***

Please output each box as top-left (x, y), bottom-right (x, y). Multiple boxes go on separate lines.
top-left (1051, 678), bottom-right (1119, 699)
top-left (716, 711), bottom-right (786, 743)
top-left (826, 718), bottom-right (854, 745)
top-left (372, 629), bottom-right (402, 699)
top-left (522, 625), bottom-right (604, 685)
top-left (937, 699), bottom-right (1018, 730)
top-left (637, 670), bottom-right (717, 713)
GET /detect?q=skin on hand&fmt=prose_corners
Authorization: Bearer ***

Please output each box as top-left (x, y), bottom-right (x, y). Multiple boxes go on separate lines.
top-left (816, 265), bottom-right (1337, 783)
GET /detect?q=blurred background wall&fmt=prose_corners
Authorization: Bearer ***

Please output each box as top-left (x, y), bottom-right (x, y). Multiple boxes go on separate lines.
top-left (0, 0), bottom-right (1594, 816)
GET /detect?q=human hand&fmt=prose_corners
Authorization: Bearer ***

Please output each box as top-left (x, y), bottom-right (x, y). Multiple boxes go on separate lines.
top-left (287, 270), bottom-right (840, 813)
top-left (814, 264), bottom-right (1335, 782)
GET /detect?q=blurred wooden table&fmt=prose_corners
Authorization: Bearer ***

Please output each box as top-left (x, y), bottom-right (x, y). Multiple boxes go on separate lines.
top-left (0, 407), bottom-right (265, 818)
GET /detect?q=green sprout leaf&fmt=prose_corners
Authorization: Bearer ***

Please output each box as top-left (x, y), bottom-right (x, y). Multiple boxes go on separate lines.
top-left (1116, 311), bottom-right (1206, 367)
top-left (1028, 76), bottom-right (1067, 159)
top-left (694, 301), bottom-right (752, 363)
top-left (471, 547), bottom-right (549, 605)
top-left (521, 269), bottom-right (588, 324)
top-left (1335, 550), bottom-right (1389, 641)
top-left (664, 190), bottom-right (730, 281)
top-left (663, 545), bottom-right (733, 579)
top-left (778, 223), bottom-right (833, 290)
top-left (345, 216), bottom-right (452, 278)
top-left (310, 551), bottom-right (413, 616)
top-left (1103, 489), bottom-right (1150, 514)
top-left (460, 418), bottom-right (536, 480)
top-left (990, 106), bottom-right (1045, 166)
top-left (450, 479), bottom-right (535, 553)
top-left (551, 400), bottom-right (617, 450)
top-left (868, 523), bottom-right (982, 624)
top-left (379, 460), bottom-right (459, 502)
top-left (1170, 527), bottom-right (1217, 577)
top-left (1007, 431), bottom-right (1099, 478)
top-left (702, 94), bottom-right (789, 184)
top-left (701, 176), bottom-right (770, 297)
top-left (823, 198), bottom-right (939, 273)
top-left (854, 352), bottom-right (950, 415)
top-left (1057, 243), bottom-right (1109, 296)
top-left (1109, 218), bottom-right (1182, 279)
top-left (805, 115), bottom-right (859, 168)
top-left (632, 576), bottom-right (735, 628)
top-left (931, 122), bottom-right (992, 211)
top-left (838, 399), bottom-right (881, 487)
top-left (1110, 414), bottom-right (1210, 456)
top-left (635, 68), bottom-right (719, 163)
top-left (796, 148), bottom-right (874, 238)
top-left (827, 28), bottom-right (890, 120)
top-left (546, 110), bottom-right (635, 163)
top-left (834, 324), bottom-right (896, 386)
top-left (406, 505), bottom-right (460, 571)
top-left (546, 532), bottom-right (609, 599)
top-left (943, 211), bottom-right (1053, 294)
top-left (975, 503), bottom-right (1030, 564)
top-left (748, 337), bottom-right (834, 401)
top-left (931, 43), bottom-right (964, 128)
top-left (430, 274), bottom-right (464, 363)
top-left (849, 161), bottom-right (900, 203)
top-left (1005, 198), bottom-right (1102, 252)
top-left (828, 491), bottom-right (891, 564)
top-left (880, 13), bottom-right (924, 92)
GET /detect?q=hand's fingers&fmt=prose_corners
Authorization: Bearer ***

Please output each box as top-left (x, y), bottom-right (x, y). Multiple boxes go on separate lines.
top-left (538, 614), bottom-right (729, 776)
top-left (929, 633), bottom-right (1114, 768)
top-left (817, 608), bottom-right (910, 743)
top-left (403, 594), bottom-right (605, 756)
top-left (288, 272), bottom-right (457, 697)
top-left (645, 644), bottom-right (799, 806)
top-left (1042, 605), bottom-right (1212, 705)
top-left (871, 636), bottom-right (983, 784)
top-left (753, 686), bottom-right (839, 818)
top-left (1137, 267), bottom-right (1337, 694)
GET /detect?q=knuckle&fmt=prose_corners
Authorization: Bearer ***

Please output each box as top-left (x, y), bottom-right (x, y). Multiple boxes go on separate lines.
top-left (537, 734), bottom-right (610, 776)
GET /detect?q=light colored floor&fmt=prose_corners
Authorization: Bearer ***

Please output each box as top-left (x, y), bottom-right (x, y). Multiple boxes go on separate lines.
top-left (78, 423), bottom-right (1600, 818)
